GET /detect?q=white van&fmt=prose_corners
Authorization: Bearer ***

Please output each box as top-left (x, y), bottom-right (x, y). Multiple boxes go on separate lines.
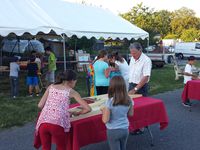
top-left (175, 42), bottom-right (200, 59)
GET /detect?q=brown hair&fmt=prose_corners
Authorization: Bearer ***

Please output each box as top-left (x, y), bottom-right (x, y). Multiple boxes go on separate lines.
top-left (93, 50), bottom-right (107, 63)
top-left (108, 76), bottom-right (131, 106)
top-left (112, 51), bottom-right (124, 63)
top-left (55, 69), bottom-right (77, 84)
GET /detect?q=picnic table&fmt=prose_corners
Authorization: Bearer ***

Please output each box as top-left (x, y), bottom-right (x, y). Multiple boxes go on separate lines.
top-left (182, 80), bottom-right (200, 103)
top-left (34, 95), bottom-right (169, 150)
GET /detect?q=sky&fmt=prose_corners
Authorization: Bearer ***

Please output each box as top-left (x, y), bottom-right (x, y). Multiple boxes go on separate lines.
top-left (64, 0), bottom-right (200, 17)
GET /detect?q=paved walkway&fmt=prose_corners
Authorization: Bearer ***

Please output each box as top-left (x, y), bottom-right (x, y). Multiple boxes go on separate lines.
top-left (0, 89), bottom-right (200, 150)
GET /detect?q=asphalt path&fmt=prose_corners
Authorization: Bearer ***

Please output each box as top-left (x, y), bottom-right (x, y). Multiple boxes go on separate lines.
top-left (0, 89), bottom-right (200, 150)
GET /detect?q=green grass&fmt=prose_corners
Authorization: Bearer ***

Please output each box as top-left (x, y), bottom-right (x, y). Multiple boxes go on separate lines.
top-left (0, 65), bottom-right (184, 129)
top-left (0, 97), bottom-right (38, 128)
top-left (0, 71), bottom-right (89, 130)
top-left (149, 65), bottom-right (184, 95)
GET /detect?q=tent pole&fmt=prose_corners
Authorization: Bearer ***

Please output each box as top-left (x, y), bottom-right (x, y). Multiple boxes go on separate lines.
top-left (146, 37), bottom-right (149, 54)
top-left (147, 37), bottom-right (149, 47)
top-left (17, 37), bottom-right (20, 54)
top-left (61, 34), bottom-right (67, 71)
top-left (10, 40), bottom-right (18, 56)
top-left (74, 38), bottom-right (77, 64)
top-left (0, 39), bottom-right (3, 67)
top-left (74, 38), bottom-right (77, 52)
top-left (29, 39), bottom-right (35, 51)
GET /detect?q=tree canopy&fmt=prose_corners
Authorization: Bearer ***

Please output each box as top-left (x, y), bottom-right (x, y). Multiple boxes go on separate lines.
top-left (120, 3), bottom-right (200, 44)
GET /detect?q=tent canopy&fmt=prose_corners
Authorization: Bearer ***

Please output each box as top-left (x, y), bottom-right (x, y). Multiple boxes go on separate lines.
top-left (0, 0), bottom-right (148, 40)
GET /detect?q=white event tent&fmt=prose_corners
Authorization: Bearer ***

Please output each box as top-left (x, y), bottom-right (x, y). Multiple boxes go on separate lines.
top-left (0, 0), bottom-right (149, 70)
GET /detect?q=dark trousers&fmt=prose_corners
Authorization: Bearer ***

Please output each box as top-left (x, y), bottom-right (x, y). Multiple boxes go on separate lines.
top-left (129, 83), bottom-right (149, 96)
top-left (96, 86), bottom-right (108, 95)
top-left (10, 76), bottom-right (19, 97)
top-left (107, 129), bottom-right (129, 150)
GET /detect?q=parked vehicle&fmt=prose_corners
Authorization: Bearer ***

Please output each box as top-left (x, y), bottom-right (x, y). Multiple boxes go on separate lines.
top-left (144, 45), bottom-right (156, 52)
top-left (144, 45), bottom-right (175, 68)
top-left (174, 42), bottom-right (200, 59)
top-left (128, 45), bottom-right (174, 68)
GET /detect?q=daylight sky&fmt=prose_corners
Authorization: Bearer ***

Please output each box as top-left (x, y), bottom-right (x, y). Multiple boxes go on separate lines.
top-left (65, 0), bottom-right (200, 17)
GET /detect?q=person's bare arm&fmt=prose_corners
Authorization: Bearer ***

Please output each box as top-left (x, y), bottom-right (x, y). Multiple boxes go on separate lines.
top-left (183, 72), bottom-right (198, 79)
top-left (104, 68), bottom-right (111, 78)
top-left (70, 89), bottom-right (91, 115)
top-left (128, 103), bottom-right (134, 116)
top-left (100, 106), bottom-right (110, 123)
top-left (128, 76), bottom-right (149, 94)
top-left (38, 86), bottom-right (50, 109)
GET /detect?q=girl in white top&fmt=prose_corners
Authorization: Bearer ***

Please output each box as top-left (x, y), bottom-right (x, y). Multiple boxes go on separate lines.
top-left (111, 51), bottom-right (129, 90)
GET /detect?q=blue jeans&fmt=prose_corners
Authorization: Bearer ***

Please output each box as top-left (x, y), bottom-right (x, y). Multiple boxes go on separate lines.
top-left (129, 83), bottom-right (149, 96)
top-left (10, 76), bottom-right (19, 97)
top-left (107, 129), bottom-right (129, 150)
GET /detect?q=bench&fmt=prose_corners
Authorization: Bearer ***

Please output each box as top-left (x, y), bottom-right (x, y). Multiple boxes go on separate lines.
top-left (173, 59), bottom-right (186, 80)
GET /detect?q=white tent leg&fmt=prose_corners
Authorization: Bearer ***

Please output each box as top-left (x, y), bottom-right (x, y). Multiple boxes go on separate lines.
top-left (61, 34), bottom-right (66, 71)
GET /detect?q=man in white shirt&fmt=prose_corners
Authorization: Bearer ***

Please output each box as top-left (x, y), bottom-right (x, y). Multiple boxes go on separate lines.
top-left (128, 42), bottom-right (152, 96)
top-left (183, 56), bottom-right (198, 106)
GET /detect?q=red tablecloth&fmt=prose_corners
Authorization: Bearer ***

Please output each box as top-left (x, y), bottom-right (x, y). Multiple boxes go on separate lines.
top-left (34, 97), bottom-right (168, 150)
top-left (182, 80), bottom-right (200, 103)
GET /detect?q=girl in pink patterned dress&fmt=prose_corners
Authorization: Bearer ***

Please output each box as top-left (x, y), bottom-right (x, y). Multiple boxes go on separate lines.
top-left (35, 70), bottom-right (91, 150)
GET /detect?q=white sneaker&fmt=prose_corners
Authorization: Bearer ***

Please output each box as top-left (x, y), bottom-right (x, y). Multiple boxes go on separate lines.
top-left (182, 102), bottom-right (192, 107)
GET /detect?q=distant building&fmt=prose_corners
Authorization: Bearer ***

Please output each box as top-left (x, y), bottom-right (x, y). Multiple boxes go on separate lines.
top-left (41, 38), bottom-right (66, 57)
top-left (92, 40), bottom-right (104, 50)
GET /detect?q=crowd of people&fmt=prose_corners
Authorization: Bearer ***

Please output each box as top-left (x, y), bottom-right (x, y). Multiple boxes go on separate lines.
top-left (9, 41), bottom-right (200, 150)
top-left (33, 42), bottom-right (152, 150)
top-left (9, 47), bottom-right (57, 99)
top-left (92, 42), bottom-right (152, 97)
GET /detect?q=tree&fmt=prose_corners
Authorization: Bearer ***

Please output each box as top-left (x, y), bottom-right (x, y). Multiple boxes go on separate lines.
top-left (170, 7), bottom-right (200, 37)
top-left (180, 28), bottom-right (200, 42)
top-left (120, 3), bottom-right (156, 44)
top-left (120, 4), bottom-right (200, 44)
top-left (67, 36), bottom-right (95, 51)
top-left (164, 33), bottom-right (178, 39)
top-left (120, 3), bottom-right (171, 45)
top-left (153, 10), bottom-right (172, 37)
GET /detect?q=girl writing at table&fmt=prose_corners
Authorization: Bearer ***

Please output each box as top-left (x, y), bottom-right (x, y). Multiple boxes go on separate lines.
top-left (101, 76), bottom-right (133, 150)
top-left (35, 69), bottom-right (91, 150)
